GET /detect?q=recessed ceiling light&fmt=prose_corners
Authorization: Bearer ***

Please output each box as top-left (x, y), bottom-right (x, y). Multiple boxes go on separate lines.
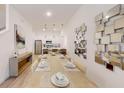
top-left (53, 28), bottom-right (56, 31)
top-left (46, 11), bottom-right (52, 17)
top-left (43, 28), bottom-right (46, 31)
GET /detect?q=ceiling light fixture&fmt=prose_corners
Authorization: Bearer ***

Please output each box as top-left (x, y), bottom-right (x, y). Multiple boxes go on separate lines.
top-left (53, 28), bottom-right (56, 31)
top-left (43, 28), bottom-right (46, 31)
top-left (53, 24), bottom-right (56, 31)
top-left (46, 11), bottom-right (52, 17)
top-left (42, 24), bottom-right (47, 31)
top-left (61, 24), bottom-right (64, 36)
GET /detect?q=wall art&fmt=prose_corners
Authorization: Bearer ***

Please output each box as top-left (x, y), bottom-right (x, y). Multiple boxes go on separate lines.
top-left (74, 23), bottom-right (87, 59)
top-left (14, 24), bottom-right (25, 49)
top-left (95, 4), bottom-right (124, 70)
top-left (0, 4), bottom-right (6, 33)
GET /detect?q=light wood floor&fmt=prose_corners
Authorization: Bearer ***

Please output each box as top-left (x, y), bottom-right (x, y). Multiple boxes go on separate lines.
top-left (0, 54), bottom-right (97, 88)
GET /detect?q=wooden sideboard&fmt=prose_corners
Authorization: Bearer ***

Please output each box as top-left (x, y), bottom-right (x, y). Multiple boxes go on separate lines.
top-left (9, 52), bottom-right (32, 77)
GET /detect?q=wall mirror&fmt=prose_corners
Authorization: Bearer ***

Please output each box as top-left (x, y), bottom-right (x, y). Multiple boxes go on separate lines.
top-left (0, 4), bottom-right (6, 32)
top-left (95, 4), bottom-right (124, 70)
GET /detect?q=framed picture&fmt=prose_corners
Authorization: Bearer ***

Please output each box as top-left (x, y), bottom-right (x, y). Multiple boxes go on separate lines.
top-left (0, 4), bottom-right (8, 34)
top-left (14, 24), bottom-right (25, 49)
top-left (74, 23), bottom-right (87, 59)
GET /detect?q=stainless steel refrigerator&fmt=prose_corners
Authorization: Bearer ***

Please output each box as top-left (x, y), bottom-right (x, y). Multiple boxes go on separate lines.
top-left (35, 40), bottom-right (42, 54)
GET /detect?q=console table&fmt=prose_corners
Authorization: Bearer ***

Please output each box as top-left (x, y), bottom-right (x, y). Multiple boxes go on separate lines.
top-left (9, 52), bottom-right (32, 77)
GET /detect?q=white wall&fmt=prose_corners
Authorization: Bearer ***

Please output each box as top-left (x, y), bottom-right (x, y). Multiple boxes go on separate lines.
top-left (0, 5), bottom-right (33, 84)
top-left (65, 4), bottom-right (124, 87)
top-left (12, 6), bottom-right (34, 54)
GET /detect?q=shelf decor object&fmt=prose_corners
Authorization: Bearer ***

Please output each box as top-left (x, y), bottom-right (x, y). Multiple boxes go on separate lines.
top-left (95, 4), bottom-right (124, 71)
top-left (74, 23), bottom-right (87, 59)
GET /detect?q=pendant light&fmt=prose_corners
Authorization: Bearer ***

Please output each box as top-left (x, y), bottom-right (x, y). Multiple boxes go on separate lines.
top-left (43, 24), bottom-right (47, 31)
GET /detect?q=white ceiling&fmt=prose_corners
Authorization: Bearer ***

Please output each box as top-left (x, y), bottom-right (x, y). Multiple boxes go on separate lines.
top-left (13, 4), bottom-right (81, 30)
